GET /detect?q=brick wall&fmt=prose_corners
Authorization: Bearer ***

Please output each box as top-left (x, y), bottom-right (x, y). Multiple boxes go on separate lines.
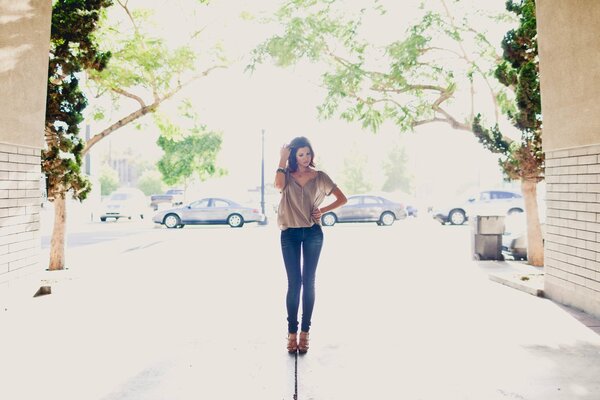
top-left (0, 143), bottom-right (42, 276)
top-left (545, 143), bottom-right (600, 317)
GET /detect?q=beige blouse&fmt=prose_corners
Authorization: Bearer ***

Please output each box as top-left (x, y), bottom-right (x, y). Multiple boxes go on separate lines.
top-left (277, 170), bottom-right (337, 230)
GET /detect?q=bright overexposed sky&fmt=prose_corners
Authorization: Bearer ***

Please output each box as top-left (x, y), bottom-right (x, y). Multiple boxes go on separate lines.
top-left (90, 0), bottom-right (518, 205)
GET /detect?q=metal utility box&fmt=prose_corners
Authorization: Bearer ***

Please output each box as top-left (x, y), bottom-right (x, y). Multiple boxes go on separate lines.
top-left (471, 215), bottom-right (505, 235)
top-left (470, 215), bottom-right (505, 260)
top-left (471, 233), bottom-right (503, 260)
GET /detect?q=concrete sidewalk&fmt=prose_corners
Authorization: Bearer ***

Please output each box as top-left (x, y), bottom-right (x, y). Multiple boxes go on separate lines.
top-left (480, 259), bottom-right (600, 336)
top-left (2, 223), bottom-right (600, 399)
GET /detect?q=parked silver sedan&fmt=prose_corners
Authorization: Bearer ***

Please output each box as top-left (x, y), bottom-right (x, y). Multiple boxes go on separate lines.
top-left (321, 194), bottom-right (407, 226)
top-left (153, 197), bottom-right (266, 228)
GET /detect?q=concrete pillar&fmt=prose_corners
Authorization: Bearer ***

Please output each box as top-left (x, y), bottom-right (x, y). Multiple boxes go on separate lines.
top-left (0, 1), bottom-right (52, 281)
top-left (538, 0), bottom-right (600, 317)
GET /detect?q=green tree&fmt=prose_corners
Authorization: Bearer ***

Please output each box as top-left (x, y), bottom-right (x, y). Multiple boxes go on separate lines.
top-left (45, 0), bottom-right (225, 270)
top-left (44, 0), bottom-right (113, 270)
top-left (99, 164), bottom-right (120, 195)
top-left (137, 170), bottom-right (164, 196)
top-left (472, 0), bottom-right (544, 266)
top-left (251, 1), bottom-right (547, 263)
top-left (157, 104), bottom-right (225, 189)
top-left (83, 0), bottom-right (226, 155)
top-left (382, 144), bottom-right (413, 194)
top-left (340, 150), bottom-right (372, 194)
top-left (250, 0), bottom-right (512, 132)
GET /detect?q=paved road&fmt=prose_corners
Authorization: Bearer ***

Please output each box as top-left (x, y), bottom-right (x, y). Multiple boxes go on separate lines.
top-left (3, 217), bottom-right (600, 399)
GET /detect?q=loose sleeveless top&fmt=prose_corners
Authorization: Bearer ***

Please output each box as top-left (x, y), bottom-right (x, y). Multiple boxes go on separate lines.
top-left (277, 170), bottom-right (337, 230)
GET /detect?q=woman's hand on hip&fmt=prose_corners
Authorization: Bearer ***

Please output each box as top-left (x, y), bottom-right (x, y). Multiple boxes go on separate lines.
top-left (312, 208), bottom-right (322, 222)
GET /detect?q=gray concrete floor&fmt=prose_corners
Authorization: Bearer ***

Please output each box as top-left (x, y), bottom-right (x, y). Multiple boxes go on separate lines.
top-left (2, 218), bottom-right (600, 399)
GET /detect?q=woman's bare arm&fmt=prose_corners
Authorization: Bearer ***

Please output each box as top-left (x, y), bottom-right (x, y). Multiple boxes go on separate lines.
top-left (312, 186), bottom-right (348, 221)
top-left (274, 146), bottom-right (291, 190)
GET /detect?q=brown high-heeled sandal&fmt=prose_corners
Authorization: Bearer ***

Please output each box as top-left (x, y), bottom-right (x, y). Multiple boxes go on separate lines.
top-left (287, 333), bottom-right (298, 353)
top-left (298, 331), bottom-right (309, 354)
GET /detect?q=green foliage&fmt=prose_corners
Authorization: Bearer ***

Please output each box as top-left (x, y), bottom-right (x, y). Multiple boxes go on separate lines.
top-left (99, 164), bottom-right (119, 196)
top-left (381, 145), bottom-right (413, 194)
top-left (252, 1), bottom-right (507, 133)
top-left (474, 0), bottom-right (543, 181)
top-left (156, 106), bottom-right (225, 187)
top-left (43, 0), bottom-right (113, 201)
top-left (82, 0), bottom-right (219, 154)
top-left (88, 8), bottom-right (196, 95)
top-left (339, 150), bottom-right (372, 194)
top-left (137, 170), bottom-right (164, 196)
top-left (249, 1), bottom-right (363, 68)
top-left (472, 114), bottom-right (511, 155)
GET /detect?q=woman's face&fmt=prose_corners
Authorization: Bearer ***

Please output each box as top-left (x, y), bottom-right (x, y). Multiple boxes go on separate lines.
top-left (295, 146), bottom-right (312, 169)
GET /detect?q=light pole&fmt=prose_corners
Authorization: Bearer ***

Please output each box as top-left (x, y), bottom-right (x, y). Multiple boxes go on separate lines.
top-left (259, 129), bottom-right (268, 225)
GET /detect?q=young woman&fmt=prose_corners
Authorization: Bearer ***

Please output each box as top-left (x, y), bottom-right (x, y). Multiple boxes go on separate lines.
top-left (274, 136), bottom-right (347, 354)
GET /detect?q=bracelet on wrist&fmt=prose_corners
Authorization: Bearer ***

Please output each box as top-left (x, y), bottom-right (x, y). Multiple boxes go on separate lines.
top-left (276, 167), bottom-right (286, 174)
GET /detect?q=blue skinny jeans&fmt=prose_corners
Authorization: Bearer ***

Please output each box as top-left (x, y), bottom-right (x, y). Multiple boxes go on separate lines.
top-left (280, 224), bottom-right (324, 334)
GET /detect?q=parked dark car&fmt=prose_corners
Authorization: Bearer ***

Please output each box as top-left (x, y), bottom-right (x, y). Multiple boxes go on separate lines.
top-left (321, 194), bottom-right (407, 227)
top-left (153, 197), bottom-right (265, 228)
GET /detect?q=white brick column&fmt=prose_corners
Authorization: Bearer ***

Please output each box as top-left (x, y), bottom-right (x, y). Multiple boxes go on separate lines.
top-left (0, 143), bottom-right (42, 276)
top-left (544, 144), bottom-right (600, 317)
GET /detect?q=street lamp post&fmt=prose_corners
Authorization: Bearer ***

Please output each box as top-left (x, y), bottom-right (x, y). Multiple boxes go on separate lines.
top-left (259, 129), bottom-right (268, 225)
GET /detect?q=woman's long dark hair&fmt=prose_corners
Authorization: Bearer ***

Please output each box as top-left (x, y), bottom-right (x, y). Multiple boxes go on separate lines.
top-left (287, 136), bottom-right (316, 172)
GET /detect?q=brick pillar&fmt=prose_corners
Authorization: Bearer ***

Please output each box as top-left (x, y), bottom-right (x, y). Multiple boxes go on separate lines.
top-left (544, 145), bottom-right (600, 317)
top-left (0, 143), bottom-right (42, 275)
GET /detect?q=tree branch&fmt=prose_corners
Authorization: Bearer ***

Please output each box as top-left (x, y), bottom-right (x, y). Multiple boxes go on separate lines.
top-left (440, 0), bottom-right (501, 123)
top-left (413, 117), bottom-right (448, 127)
top-left (371, 84), bottom-right (446, 94)
top-left (430, 84), bottom-right (455, 110)
top-left (110, 87), bottom-right (146, 108)
top-left (83, 64), bottom-right (227, 156)
top-left (116, 0), bottom-right (161, 101)
top-left (420, 46), bottom-right (463, 59)
top-left (82, 104), bottom-right (158, 155)
top-left (434, 106), bottom-right (471, 131)
top-left (117, 0), bottom-right (138, 32)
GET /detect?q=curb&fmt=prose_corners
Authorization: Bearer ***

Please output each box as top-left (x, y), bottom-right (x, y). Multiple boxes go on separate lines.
top-left (488, 273), bottom-right (544, 297)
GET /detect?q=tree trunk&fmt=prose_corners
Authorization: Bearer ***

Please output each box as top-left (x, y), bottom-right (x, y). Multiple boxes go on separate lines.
top-left (48, 195), bottom-right (66, 271)
top-left (521, 179), bottom-right (544, 267)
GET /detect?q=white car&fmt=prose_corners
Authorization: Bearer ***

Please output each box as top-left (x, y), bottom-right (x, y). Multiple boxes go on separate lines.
top-left (432, 190), bottom-right (524, 225)
top-left (100, 188), bottom-right (149, 222)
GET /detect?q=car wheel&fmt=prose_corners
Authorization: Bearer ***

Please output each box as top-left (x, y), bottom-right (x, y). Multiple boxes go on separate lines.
top-left (379, 211), bottom-right (395, 226)
top-left (228, 213), bottom-right (244, 228)
top-left (508, 208), bottom-right (523, 215)
top-left (164, 214), bottom-right (181, 229)
top-left (448, 209), bottom-right (466, 225)
top-left (321, 212), bottom-right (337, 226)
